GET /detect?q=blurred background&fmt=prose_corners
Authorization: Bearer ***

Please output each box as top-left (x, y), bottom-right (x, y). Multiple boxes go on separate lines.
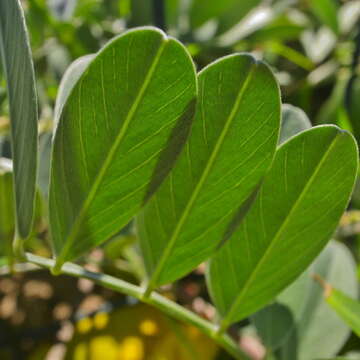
top-left (0, 0), bottom-right (360, 359)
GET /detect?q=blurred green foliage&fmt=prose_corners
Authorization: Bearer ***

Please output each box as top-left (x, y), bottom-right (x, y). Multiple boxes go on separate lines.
top-left (0, 0), bottom-right (360, 359)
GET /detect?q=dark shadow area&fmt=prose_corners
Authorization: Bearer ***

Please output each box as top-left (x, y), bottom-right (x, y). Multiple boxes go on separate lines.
top-left (217, 181), bottom-right (263, 250)
top-left (143, 98), bottom-right (197, 204)
top-left (274, 326), bottom-right (299, 360)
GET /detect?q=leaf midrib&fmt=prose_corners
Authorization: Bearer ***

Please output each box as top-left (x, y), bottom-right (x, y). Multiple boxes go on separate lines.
top-left (220, 129), bottom-right (342, 326)
top-left (147, 63), bottom-right (257, 289)
top-left (55, 37), bottom-right (168, 266)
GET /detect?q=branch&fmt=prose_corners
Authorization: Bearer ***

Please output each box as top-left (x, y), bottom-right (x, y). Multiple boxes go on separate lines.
top-left (24, 252), bottom-right (251, 360)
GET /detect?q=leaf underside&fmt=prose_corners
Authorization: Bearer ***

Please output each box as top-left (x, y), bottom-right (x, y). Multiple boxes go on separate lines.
top-left (207, 125), bottom-right (358, 326)
top-left (138, 53), bottom-right (281, 288)
top-left (0, 0), bottom-right (38, 238)
top-left (49, 27), bottom-right (197, 268)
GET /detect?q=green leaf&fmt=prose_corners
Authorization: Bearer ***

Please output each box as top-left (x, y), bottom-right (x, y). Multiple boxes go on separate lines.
top-left (276, 241), bottom-right (357, 359)
top-left (138, 54), bottom-right (280, 290)
top-left (309, 0), bottom-right (339, 34)
top-left (54, 54), bottom-right (94, 126)
top-left (0, 165), bottom-right (15, 260)
top-left (49, 28), bottom-right (197, 271)
top-left (251, 303), bottom-right (294, 350)
top-left (207, 125), bottom-right (358, 329)
top-left (325, 286), bottom-right (360, 338)
top-left (190, 0), bottom-right (262, 34)
top-left (38, 132), bottom-right (52, 199)
top-left (0, 0), bottom-right (38, 240)
top-left (279, 104), bottom-right (311, 144)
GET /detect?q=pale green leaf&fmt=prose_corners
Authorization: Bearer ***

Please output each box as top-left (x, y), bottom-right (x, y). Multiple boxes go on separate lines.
top-left (343, 352), bottom-right (360, 359)
top-left (276, 241), bottom-right (357, 359)
top-left (0, 0), bottom-right (38, 239)
top-left (49, 27), bottom-right (197, 271)
top-left (280, 104), bottom-right (311, 144)
top-left (207, 126), bottom-right (358, 329)
top-left (138, 53), bottom-right (280, 290)
top-left (54, 54), bottom-right (94, 126)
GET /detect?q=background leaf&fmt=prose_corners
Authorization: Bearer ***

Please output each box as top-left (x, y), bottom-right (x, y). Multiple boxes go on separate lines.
top-left (325, 286), bottom-right (360, 338)
top-left (47, 0), bottom-right (78, 21)
top-left (269, 241), bottom-right (358, 359)
top-left (309, 0), bottom-right (339, 34)
top-left (251, 303), bottom-right (294, 350)
top-left (0, 0), bottom-right (38, 240)
top-left (49, 27), bottom-right (197, 270)
top-left (279, 104), bottom-right (311, 144)
top-left (207, 126), bottom-right (358, 328)
top-left (190, 0), bottom-right (263, 35)
top-left (138, 53), bottom-right (280, 289)
top-left (53, 54), bottom-right (94, 126)
top-left (347, 76), bottom-right (360, 143)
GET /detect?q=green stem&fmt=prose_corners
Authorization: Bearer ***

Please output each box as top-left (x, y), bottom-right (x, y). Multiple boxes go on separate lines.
top-left (217, 320), bottom-right (230, 336)
top-left (143, 283), bottom-right (154, 298)
top-left (13, 233), bottom-right (25, 260)
top-left (24, 253), bottom-right (250, 360)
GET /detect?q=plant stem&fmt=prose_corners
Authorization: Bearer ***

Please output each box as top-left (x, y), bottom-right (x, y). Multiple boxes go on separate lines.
top-left (218, 320), bottom-right (230, 336)
top-left (142, 284), bottom-right (153, 299)
top-left (13, 233), bottom-right (25, 260)
top-left (24, 252), bottom-right (250, 360)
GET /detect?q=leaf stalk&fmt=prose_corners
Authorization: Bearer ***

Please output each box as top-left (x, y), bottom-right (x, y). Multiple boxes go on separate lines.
top-left (24, 252), bottom-right (250, 360)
